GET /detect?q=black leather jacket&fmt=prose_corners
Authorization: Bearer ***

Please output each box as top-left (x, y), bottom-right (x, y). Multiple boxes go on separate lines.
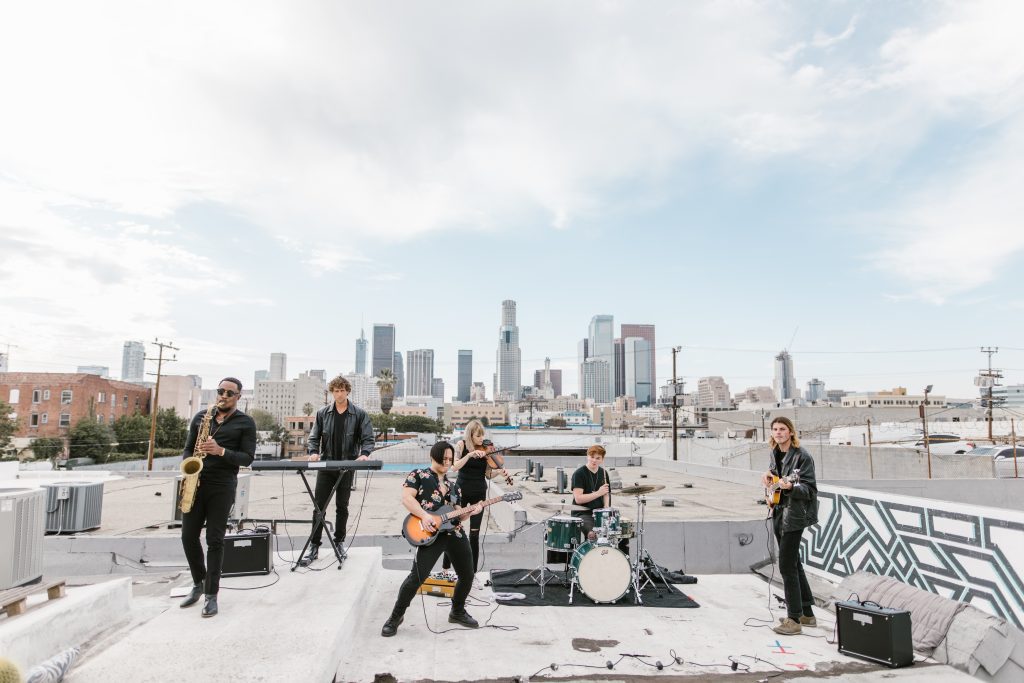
top-left (770, 444), bottom-right (819, 533)
top-left (307, 402), bottom-right (375, 460)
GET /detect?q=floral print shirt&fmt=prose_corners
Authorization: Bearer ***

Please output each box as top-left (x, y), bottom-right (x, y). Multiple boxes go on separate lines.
top-left (404, 467), bottom-right (465, 537)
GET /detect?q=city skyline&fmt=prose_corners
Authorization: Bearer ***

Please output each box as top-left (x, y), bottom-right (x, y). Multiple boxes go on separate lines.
top-left (1, 3), bottom-right (1022, 400)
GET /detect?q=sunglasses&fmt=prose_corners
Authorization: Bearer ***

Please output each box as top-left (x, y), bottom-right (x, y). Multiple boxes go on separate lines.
top-left (216, 388), bottom-right (239, 397)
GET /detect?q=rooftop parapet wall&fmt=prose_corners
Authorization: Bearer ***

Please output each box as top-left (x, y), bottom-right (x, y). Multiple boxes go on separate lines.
top-left (807, 484), bottom-right (1024, 629)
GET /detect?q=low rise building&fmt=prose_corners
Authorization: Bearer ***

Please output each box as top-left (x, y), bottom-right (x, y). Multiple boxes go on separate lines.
top-left (442, 402), bottom-right (509, 428)
top-left (841, 387), bottom-right (947, 408)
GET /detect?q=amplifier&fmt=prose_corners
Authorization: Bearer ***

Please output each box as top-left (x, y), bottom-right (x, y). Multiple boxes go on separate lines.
top-left (222, 529), bottom-right (273, 577)
top-left (836, 600), bottom-right (914, 668)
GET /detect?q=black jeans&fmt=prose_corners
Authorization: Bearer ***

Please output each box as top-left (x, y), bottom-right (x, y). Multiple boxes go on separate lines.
top-left (310, 469), bottom-right (354, 546)
top-left (442, 485), bottom-right (485, 571)
top-left (774, 518), bottom-right (814, 619)
top-left (392, 532), bottom-right (474, 616)
top-left (181, 480), bottom-right (235, 595)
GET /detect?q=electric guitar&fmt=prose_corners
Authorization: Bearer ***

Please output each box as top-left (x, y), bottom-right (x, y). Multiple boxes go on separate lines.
top-left (402, 491), bottom-right (523, 547)
top-left (765, 471), bottom-right (800, 510)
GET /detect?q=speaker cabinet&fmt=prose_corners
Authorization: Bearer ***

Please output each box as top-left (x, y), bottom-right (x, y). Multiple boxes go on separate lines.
top-left (836, 600), bottom-right (914, 668)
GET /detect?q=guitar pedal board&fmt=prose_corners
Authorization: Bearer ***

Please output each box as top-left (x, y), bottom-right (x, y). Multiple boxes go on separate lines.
top-left (418, 576), bottom-right (456, 598)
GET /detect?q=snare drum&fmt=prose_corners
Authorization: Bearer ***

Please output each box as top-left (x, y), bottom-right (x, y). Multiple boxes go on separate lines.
top-left (545, 515), bottom-right (583, 551)
top-left (593, 507), bottom-right (621, 536)
top-left (570, 541), bottom-right (631, 603)
top-left (617, 517), bottom-right (635, 539)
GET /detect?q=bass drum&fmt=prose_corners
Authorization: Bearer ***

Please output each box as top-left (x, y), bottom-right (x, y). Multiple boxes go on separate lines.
top-left (570, 541), bottom-right (631, 603)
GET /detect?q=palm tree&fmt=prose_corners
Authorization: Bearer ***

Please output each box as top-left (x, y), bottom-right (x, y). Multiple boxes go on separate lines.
top-left (377, 368), bottom-right (396, 415)
top-left (302, 402), bottom-right (315, 416)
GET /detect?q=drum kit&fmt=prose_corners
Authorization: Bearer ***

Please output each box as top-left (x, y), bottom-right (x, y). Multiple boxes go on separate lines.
top-left (518, 483), bottom-right (671, 604)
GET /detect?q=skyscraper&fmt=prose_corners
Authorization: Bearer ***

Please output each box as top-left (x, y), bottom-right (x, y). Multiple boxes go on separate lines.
top-left (495, 300), bottom-right (521, 400)
top-left (577, 338), bottom-right (588, 399)
top-left (588, 315), bottom-right (614, 401)
top-left (457, 350), bottom-right (472, 402)
top-left (581, 359), bottom-right (611, 404)
top-left (624, 337), bottom-right (652, 406)
top-left (393, 351), bottom-right (405, 398)
top-left (254, 369), bottom-right (269, 386)
top-left (806, 378), bottom-right (826, 403)
top-left (355, 328), bottom-right (368, 374)
top-left (620, 324), bottom-right (656, 393)
top-left (432, 378), bottom-right (445, 400)
top-left (774, 351), bottom-right (797, 401)
top-left (613, 338), bottom-right (625, 398)
top-left (269, 352), bottom-right (287, 381)
top-left (121, 341), bottom-right (145, 383)
top-left (372, 324), bottom-right (395, 378)
top-left (407, 349), bottom-right (435, 397)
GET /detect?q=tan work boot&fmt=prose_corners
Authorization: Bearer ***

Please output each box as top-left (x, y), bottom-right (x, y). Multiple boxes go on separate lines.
top-left (773, 617), bottom-right (802, 635)
top-left (779, 615), bottom-right (817, 627)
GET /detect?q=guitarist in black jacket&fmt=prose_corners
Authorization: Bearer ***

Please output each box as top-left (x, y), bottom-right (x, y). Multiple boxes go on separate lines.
top-left (381, 441), bottom-right (479, 637)
top-left (761, 416), bottom-right (819, 635)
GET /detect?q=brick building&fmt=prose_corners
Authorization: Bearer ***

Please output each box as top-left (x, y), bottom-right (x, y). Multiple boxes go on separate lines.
top-left (283, 414), bottom-right (316, 459)
top-left (1, 372), bottom-right (151, 439)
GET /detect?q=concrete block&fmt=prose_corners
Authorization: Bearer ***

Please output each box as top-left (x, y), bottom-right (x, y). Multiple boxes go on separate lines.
top-left (0, 578), bottom-right (131, 673)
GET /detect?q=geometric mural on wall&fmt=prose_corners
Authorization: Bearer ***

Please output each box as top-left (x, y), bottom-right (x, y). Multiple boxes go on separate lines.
top-left (803, 485), bottom-right (1024, 629)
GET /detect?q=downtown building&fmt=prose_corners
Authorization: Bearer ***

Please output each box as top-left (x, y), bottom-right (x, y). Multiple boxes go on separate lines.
top-left (457, 350), bottom-right (472, 402)
top-left (121, 341), bottom-right (145, 383)
top-left (697, 376), bottom-right (732, 409)
top-left (494, 300), bottom-right (521, 401)
top-left (774, 351), bottom-right (797, 401)
top-left (254, 371), bottom-right (328, 424)
top-left (355, 329), bottom-right (368, 374)
top-left (371, 324), bottom-right (395, 378)
top-left (406, 349), bottom-right (435, 397)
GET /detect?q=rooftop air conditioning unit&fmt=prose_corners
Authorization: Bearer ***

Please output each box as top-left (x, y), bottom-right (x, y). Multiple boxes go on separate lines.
top-left (44, 481), bottom-right (104, 533)
top-left (0, 487), bottom-right (46, 590)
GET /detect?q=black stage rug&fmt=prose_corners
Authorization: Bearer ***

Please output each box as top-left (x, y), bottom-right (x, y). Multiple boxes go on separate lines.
top-left (489, 569), bottom-right (699, 608)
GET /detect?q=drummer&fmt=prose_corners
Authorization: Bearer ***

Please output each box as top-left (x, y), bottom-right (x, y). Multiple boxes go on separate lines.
top-left (571, 445), bottom-right (631, 552)
top-left (570, 445), bottom-right (611, 537)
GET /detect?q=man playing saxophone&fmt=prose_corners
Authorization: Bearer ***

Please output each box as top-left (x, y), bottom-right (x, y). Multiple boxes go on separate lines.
top-left (179, 377), bottom-right (256, 617)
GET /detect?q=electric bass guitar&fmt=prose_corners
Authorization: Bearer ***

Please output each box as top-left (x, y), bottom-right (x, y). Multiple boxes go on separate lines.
top-left (765, 471), bottom-right (800, 510)
top-left (402, 491), bottom-right (523, 547)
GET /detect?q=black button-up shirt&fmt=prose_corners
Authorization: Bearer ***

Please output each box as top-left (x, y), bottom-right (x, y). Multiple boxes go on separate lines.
top-left (182, 409), bottom-right (257, 485)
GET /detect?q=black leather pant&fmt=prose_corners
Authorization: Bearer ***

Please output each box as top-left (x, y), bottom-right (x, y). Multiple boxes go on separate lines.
top-left (774, 517), bottom-right (814, 619)
top-left (442, 486), bottom-right (485, 571)
top-left (181, 480), bottom-right (235, 595)
top-left (392, 532), bottom-right (474, 616)
top-left (310, 469), bottom-right (354, 546)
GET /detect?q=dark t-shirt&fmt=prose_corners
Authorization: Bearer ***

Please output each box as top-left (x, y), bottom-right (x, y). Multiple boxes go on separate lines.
top-left (454, 440), bottom-right (488, 493)
top-left (571, 465), bottom-right (609, 514)
top-left (331, 408), bottom-right (350, 460)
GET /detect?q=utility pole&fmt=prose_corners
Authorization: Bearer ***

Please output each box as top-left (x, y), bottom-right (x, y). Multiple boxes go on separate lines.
top-left (145, 339), bottom-right (178, 471)
top-left (921, 385), bottom-right (933, 479)
top-left (866, 418), bottom-right (874, 479)
top-left (671, 346), bottom-right (681, 461)
top-left (979, 347), bottom-right (1001, 443)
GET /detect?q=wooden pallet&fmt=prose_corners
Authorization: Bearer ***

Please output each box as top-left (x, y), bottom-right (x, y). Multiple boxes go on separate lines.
top-left (0, 580), bottom-right (66, 618)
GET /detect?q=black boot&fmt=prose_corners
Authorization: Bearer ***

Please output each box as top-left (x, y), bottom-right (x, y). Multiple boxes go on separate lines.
top-left (448, 609), bottom-right (479, 628)
top-left (297, 544), bottom-right (320, 567)
top-left (201, 595), bottom-right (218, 618)
top-left (381, 612), bottom-right (404, 637)
top-left (179, 584), bottom-right (203, 608)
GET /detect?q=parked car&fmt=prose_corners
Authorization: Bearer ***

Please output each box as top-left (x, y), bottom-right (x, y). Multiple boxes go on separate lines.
top-left (966, 445), bottom-right (1022, 460)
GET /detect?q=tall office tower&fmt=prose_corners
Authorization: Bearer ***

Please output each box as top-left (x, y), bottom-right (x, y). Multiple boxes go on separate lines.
top-left (588, 315), bottom-right (614, 399)
top-left (254, 370), bottom-right (270, 385)
top-left (774, 351), bottom-right (797, 401)
top-left (432, 378), bottom-right (445, 400)
top-left (269, 352), bottom-right (287, 381)
top-left (620, 324), bottom-right (656, 393)
top-left (393, 351), bottom-right (405, 398)
top-left (121, 341), bottom-right (145, 383)
top-left (495, 299), bottom-right (521, 400)
top-left (355, 328), bottom-right (368, 374)
top-left (457, 350), bottom-right (472, 402)
top-left (581, 359), bottom-right (611, 404)
top-left (407, 349), bottom-right (435, 397)
top-left (371, 324), bottom-right (396, 378)
top-left (0, 352), bottom-right (7, 372)
top-left (533, 367), bottom-right (563, 398)
top-left (806, 378), bottom-right (826, 403)
top-left (624, 338), bottom-right (653, 406)
top-left (613, 338), bottom-right (625, 397)
top-left (577, 338), bottom-right (588, 398)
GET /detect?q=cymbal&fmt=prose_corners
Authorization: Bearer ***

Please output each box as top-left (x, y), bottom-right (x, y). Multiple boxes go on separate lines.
top-left (537, 501), bottom-right (588, 512)
top-left (620, 484), bottom-right (665, 495)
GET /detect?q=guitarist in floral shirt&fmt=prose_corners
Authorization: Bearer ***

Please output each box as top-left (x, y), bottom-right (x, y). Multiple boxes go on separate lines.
top-left (382, 441), bottom-right (480, 637)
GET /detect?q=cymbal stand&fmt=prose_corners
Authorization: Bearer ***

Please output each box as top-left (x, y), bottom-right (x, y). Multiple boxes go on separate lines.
top-left (514, 517), bottom-right (560, 598)
top-left (631, 495), bottom-right (669, 603)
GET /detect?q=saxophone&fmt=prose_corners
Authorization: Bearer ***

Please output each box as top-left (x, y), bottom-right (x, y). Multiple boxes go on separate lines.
top-left (179, 404), bottom-right (217, 514)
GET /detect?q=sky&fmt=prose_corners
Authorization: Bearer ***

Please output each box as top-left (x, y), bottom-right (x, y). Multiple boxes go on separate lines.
top-left (1, 1), bottom-right (1023, 402)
